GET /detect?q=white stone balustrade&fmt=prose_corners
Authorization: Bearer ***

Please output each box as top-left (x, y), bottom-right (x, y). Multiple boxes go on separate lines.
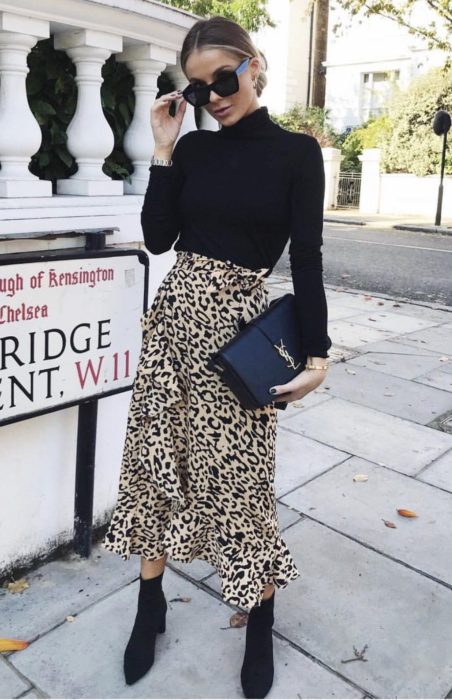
top-left (0, 13), bottom-right (51, 197)
top-left (116, 44), bottom-right (178, 195)
top-left (54, 29), bottom-right (123, 196)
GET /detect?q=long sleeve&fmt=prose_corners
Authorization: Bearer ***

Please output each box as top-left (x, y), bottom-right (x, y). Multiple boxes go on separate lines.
top-left (140, 132), bottom-right (189, 254)
top-left (289, 135), bottom-right (332, 359)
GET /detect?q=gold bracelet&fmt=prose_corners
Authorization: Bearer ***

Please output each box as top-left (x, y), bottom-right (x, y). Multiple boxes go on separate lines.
top-left (305, 361), bottom-right (329, 370)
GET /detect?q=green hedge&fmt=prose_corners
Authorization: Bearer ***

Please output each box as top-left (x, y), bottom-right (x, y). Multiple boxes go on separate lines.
top-left (379, 66), bottom-right (452, 176)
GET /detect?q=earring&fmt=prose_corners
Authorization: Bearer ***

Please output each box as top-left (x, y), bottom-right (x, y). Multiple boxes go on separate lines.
top-left (253, 75), bottom-right (258, 90)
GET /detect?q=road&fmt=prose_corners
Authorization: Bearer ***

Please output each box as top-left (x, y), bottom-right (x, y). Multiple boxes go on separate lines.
top-left (274, 223), bottom-right (452, 307)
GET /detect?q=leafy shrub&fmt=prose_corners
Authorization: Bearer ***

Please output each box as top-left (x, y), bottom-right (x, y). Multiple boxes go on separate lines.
top-left (339, 115), bottom-right (392, 171)
top-left (270, 103), bottom-right (340, 147)
top-left (379, 66), bottom-right (452, 176)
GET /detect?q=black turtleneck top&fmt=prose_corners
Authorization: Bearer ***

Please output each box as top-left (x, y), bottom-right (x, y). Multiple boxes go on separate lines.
top-left (141, 105), bottom-right (332, 358)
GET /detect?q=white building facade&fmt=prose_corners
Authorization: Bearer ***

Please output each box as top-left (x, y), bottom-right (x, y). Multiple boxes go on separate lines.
top-left (323, 0), bottom-right (448, 133)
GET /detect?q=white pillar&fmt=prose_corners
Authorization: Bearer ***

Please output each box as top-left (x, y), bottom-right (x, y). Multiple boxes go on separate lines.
top-left (200, 109), bottom-right (220, 131)
top-left (116, 44), bottom-right (177, 194)
top-left (358, 148), bottom-right (382, 214)
top-left (321, 147), bottom-right (341, 209)
top-left (54, 30), bottom-right (123, 196)
top-left (166, 63), bottom-right (198, 138)
top-left (0, 14), bottom-right (51, 197)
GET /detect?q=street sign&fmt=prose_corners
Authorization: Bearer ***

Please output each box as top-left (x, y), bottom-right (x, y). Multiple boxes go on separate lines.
top-left (0, 248), bottom-right (148, 426)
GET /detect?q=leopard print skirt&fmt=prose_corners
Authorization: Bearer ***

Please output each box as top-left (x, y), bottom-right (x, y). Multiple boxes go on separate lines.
top-left (101, 249), bottom-right (300, 611)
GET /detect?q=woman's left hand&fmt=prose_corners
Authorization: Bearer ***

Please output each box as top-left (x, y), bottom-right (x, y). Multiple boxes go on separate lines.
top-left (268, 364), bottom-right (328, 403)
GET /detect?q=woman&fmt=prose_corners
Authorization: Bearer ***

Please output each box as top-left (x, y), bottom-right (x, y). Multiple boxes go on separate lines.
top-left (102, 14), bottom-right (332, 699)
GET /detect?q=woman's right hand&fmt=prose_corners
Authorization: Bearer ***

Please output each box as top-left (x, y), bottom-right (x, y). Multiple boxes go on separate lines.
top-left (151, 90), bottom-right (188, 151)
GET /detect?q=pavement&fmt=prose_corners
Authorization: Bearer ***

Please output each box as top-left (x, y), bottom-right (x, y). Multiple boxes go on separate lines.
top-left (1, 275), bottom-right (452, 699)
top-left (324, 208), bottom-right (452, 235)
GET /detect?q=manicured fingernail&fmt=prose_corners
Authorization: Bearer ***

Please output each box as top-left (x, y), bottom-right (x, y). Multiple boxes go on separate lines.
top-left (269, 388), bottom-right (277, 394)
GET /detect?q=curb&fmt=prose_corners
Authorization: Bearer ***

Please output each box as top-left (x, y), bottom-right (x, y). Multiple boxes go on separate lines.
top-left (324, 216), bottom-right (366, 226)
top-left (324, 215), bottom-right (452, 235)
top-left (393, 224), bottom-right (452, 235)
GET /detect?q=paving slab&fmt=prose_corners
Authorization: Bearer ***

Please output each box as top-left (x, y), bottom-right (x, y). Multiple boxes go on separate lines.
top-left (276, 501), bottom-right (304, 531)
top-left (280, 456), bottom-right (452, 586)
top-left (324, 293), bottom-right (403, 312)
top-left (326, 305), bottom-right (363, 322)
top-left (276, 391), bottom-right (333, 424)
top-left (414, 366), bottom-right (452, 392)
top-left (275, 428), bottom-right (349, 498)
top-left (0, 657), bottom-right (30, 699)
top-left (277, 519), bottom-right (452, 698)
top-left (8, 565), bottom-right (362, 699)
top-left (417, 449), bottom-right (452, 492)
top-left (347, 340), bottom-right (450, 380)
top-left (0, 546), bottom-right (139, 642)
top-left (327, 319), bottom-right (395, 349)
top-left (390, 323), bottom-right (452, 356)
top-left (281, 397), bottom-right (452, 476)
top-left (323, 362), bottom-right (452, 424)
top-left (342, 310), bottom-right (436, 334)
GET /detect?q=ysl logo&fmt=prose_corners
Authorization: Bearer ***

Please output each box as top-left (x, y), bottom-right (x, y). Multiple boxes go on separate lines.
top-left (273, 339), bottom-right (301, 370)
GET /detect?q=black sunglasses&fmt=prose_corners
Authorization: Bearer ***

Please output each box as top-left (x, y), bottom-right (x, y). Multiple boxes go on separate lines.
top-left (181, 57), bottom-right (251, 107)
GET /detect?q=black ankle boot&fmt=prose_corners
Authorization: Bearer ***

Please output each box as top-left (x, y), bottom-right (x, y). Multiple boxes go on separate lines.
top-left (123, 571), bottom-right (167, 685)
top-left (240, 590), bottom-right (275, 699)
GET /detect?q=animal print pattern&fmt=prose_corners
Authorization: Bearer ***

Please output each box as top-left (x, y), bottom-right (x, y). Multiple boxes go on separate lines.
top-left (102, 250), bottom-right (300, 611)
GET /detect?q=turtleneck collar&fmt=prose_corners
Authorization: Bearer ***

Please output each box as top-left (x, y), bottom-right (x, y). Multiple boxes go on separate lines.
top-left (217, 105), bottom-right (274, 139)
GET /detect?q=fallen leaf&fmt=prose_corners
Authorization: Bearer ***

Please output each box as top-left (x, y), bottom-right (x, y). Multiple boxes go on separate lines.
top-left (353, 474), bottom-right (369, 482)
top-left (7, 579), bottom-right (29, 594)
top-left (364, 295), bottom-right (373, 300)
top-left (66, 615), bottom-right (77, 623)
top-left (384, 392), bottom-right (395, 397)
top-left (397, 508), bottom-right (418, 518)
top-left (229, 612), bottom-right (248, 628)
top-left (377, 301), bottom-right (385, 305)
top-left (0, 638), bottom-right (29, 652)
top-left (168, 596), bottom-right (192, 603)
top-left (382, 519), bottom-right (397, 528)
top-left (393, 303), bottom-right (401, 307)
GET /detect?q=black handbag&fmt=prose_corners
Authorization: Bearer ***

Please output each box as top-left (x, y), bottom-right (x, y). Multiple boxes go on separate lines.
top-left (206, 293), bottom-right (309, 411)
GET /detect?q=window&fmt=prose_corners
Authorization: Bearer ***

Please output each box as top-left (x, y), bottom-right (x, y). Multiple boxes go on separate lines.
top-left (360, 70), bottom-right (400, 120)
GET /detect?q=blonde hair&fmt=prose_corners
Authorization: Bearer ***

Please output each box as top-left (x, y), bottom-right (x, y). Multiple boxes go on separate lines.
top-left (180, 15), bottom-right (268, 97)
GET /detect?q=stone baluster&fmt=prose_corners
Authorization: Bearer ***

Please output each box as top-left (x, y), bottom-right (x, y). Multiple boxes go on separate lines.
top-left (166, 63), bottom-right (198, 138)
top-left (54, 30), bottom-right (123, 195)
top-left (116, 45), bottom-right (177, 194)
top-left (0, 13), bottom-right (51, 197)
